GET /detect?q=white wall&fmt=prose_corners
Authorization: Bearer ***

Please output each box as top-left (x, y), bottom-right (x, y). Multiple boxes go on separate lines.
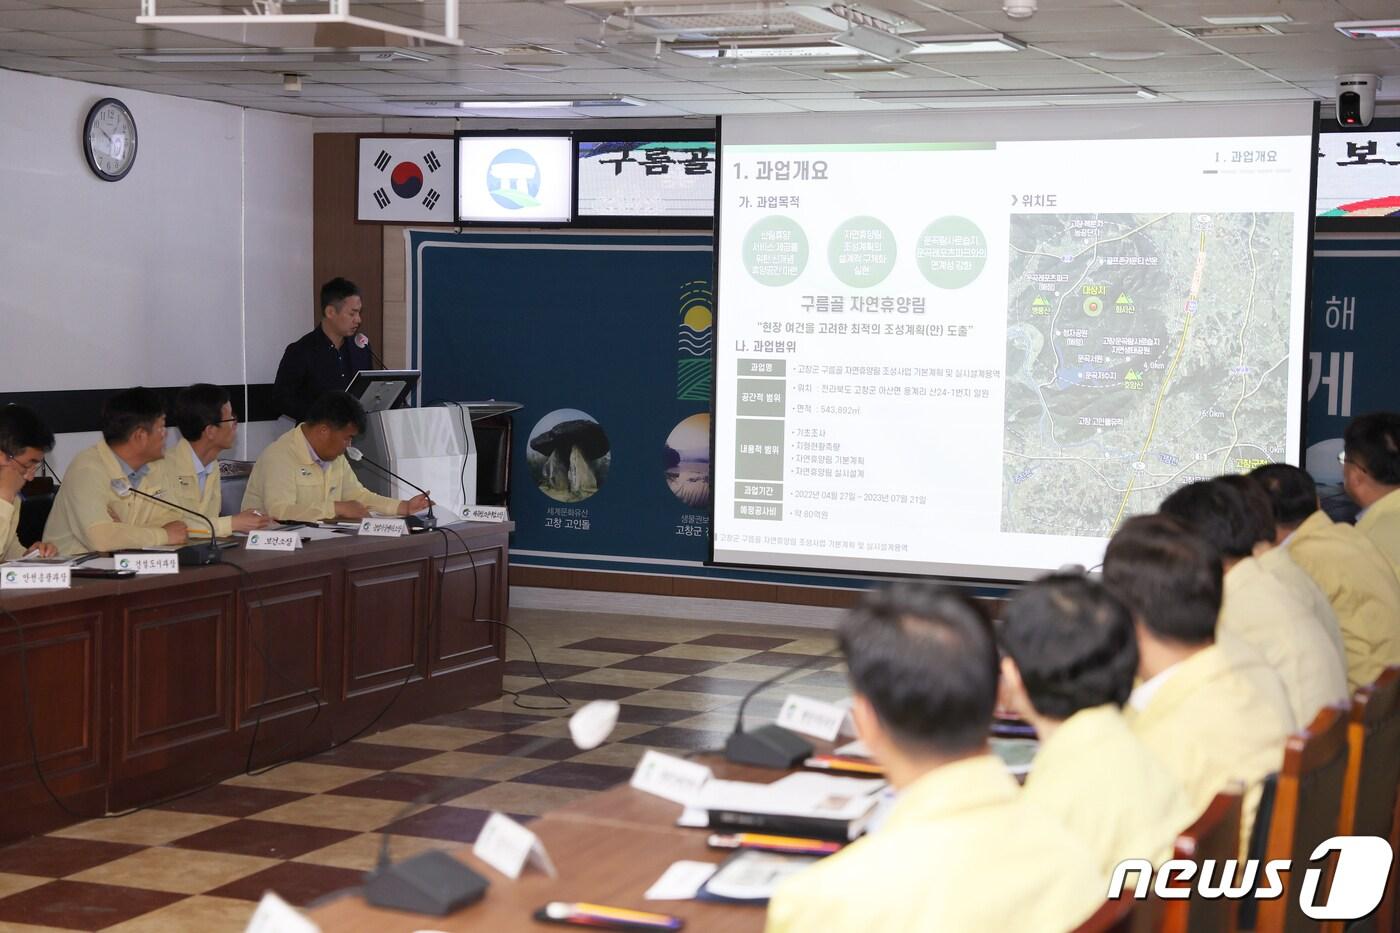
top-left (0, 68), bottom-right (312, 470)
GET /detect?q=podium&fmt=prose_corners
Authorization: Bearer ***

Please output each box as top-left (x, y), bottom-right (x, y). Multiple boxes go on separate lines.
top-left (353, 401), bottom-right (521, 523)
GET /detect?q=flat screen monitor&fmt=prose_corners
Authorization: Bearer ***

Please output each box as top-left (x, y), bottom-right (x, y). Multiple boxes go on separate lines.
top-left (1316, 118), bottom-right (1400, 232)
top-left (346, 369), bottom-right (419, 414)
top-left (455, 132), bottom-right (573, 225)
top-left (576, 131), bottom-right (716, 227)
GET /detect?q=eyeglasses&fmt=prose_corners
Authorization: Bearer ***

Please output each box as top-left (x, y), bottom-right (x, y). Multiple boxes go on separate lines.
top-left (218, 417), bottom-right (239, 424)
top-left (1338, 450), bottom-right (1346, 465)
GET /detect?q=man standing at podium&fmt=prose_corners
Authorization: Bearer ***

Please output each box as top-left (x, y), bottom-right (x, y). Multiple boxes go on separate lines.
top-left (273, 277), bottom-right (375, 423)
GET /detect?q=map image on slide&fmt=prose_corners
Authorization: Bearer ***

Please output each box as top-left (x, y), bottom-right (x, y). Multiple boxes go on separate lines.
top-left (1002, 212), bottom-right (1294, 538)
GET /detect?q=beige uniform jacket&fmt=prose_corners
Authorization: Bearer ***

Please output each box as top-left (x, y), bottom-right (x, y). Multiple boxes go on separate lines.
top-left (1126, 642), bottom-right (1294, 853)
top-left (242, 426), bottom-right (400, 522)
top-left (1288, 509), bottom-right (1400, 691)
top-left (163, 438), bottom-right (233, 538)
top-left (0, 497), bottom-right (28, 561)
top-left (1356, 488), bottom-right (1400, 577)
top-left (43, 442), bottom-right (181, 555)
top-left (1219, 556), bottom-right (1349, 727)
top-left (1256, 544), bottom-right (1347, 672)
top-left (1020, 704), bottom-right (1193, 877)
top-left (764, 755), bottom-right (1104, 933)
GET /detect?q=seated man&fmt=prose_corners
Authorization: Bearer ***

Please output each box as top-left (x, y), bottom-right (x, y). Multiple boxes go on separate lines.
top-left (167, 384), bottom-right (271, 537)
top-left (1253, 462), bottom-right (1400, 691)
top-left (998, 573), bottom-right (1192, 876)
top-left (0, 404), bottom-right (59, 560)
top-left (1160, 479), bottom-right (1346, 727)
top-left (1103, 514), bottom-right (1294, 852)
top-left (44, 387), bottom-right (187, 555)
top-left (243, 391), bottom-right (429, 523)
top-left (765, 584), bottom-right (1103, 933)
top-left (1342, 412), bottom-right (1400, 574)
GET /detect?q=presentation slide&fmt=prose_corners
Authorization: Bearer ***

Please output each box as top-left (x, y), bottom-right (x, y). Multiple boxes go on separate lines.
top-left (712, 103), bottom-right (1317, 581)
top-left (456, 134), bottom-right (573, 224)
top-left (577, 140), bottom-right (716, 217)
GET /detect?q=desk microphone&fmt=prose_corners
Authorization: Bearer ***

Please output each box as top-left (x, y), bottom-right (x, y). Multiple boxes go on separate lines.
top-left (725, 646), bottom-right (841, 769)
top-left (354, 332), bottom-right (387, 370)
top-left (344, 446), bottom-right (436, 529)
top-left (364, 699), bottom-right (620, 916)
top-left (109, 477), bottom-right (220, 566)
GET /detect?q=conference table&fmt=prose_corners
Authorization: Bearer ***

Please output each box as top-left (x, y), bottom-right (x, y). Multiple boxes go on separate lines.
top-left (0, 521), bottom-right (511, 844)
top-left (309, 754), bottom-right (794, 932)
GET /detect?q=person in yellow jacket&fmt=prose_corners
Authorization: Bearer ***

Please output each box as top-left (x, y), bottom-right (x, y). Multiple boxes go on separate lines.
top-left (1160, 480), bottom-right (1347, 728)
top-left (1103, 514), bottom-right (1294, 854)
top-left (166, 384), bottom-right (271, 538)
top-left (43, 388), bottom-right (188, 555)
top-left (997, 573), bottom-right (1193, 877)
top-left (0, 405), bottom-right (59, 560)
top-left (1342, 412), bottom-right (1400, 575)
top-left (242, 391), bottom-right (430, 523)
top-left (765, 584), bottom-right (1104, 933)
top-left (1254, 462), bottom-right (1400, 691)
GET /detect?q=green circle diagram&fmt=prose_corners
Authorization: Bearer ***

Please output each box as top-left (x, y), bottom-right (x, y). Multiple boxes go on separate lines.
top-left (916, 216), bottom-right (988, 289)
top-left (1083, 296), bottom-right (1104, 317)
top-left (828, 216), bottom-right (897, 288)
top-left (742, 216), bottom-right (808, 286)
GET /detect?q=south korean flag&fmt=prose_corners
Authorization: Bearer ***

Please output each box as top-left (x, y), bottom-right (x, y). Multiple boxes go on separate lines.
top-left (357, 137), bottom-right (454, 223)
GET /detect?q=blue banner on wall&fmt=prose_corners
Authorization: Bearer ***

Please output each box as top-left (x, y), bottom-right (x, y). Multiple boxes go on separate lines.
top-left (410, 230), bottom-right (726, 573)
top-left (1304, 240), bottom-right (1400, 487)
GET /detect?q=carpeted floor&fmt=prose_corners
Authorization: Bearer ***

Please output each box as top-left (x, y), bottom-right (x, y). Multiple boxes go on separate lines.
top-left (0, 607), bottom-right (844, 931)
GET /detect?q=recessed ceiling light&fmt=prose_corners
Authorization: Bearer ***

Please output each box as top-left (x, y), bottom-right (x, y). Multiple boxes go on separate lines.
top-left (671, 33), bottom-right (1022, 60)
top-left (1336, 19), bottom-right (1400, 39)
top-left (1089, 50), bottom-right (1164, 61)
top-left (1201, 13), bottom-right (1292, 26)
top-left (497, 61), bottom-right (567, 72)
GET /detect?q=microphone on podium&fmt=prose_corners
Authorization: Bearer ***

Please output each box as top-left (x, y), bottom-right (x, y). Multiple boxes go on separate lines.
top-left (353, 332), bottom-right (388, 370)
top-left (343, 446), bottom-right (436, 529)
top-left (725, 646), bottom-right (841, 769)
top-left (109, 477), bottom-right (220, 566)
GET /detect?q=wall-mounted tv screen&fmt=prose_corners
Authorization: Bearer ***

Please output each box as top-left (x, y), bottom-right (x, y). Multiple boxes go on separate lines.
top-left (455, 132), bottom-right (573, 225)
top-left (1316, 119), bottom-right (1400, 232)
top-left (576, 132), bottom-right (715, 228)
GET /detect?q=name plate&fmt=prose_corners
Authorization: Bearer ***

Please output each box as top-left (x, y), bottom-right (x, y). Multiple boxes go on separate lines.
top-left (473, 812), bottom-right (556, 880)
top-left (1, 565), bottom-right (72, 590)
top-left (115, 553), bottom-right (180, 575)
top-left (776, 694), bottom-right (848, 741)
top-left (464, 505), bottom-right (509, 523)
top-left (631, 750), bottom-right (712, 806)
top-left (246, 530), bottom-right (300, 551)
top-left (358, 517), bottom-right (408, 537)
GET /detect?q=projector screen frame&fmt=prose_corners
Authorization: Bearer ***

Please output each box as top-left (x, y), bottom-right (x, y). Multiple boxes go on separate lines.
top-left (452, 129), bottom-right (576, 227)
top-left (573, 128), bottom-right (717, 230)
top-left (706, 102), bottom-right (1323, 586)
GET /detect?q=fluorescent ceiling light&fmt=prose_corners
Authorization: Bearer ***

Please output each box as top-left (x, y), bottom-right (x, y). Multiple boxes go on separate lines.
top-left (444, 95), bottom-right (644, 111)
top-left (1201, 13), bottom-right (1292, 26)
top-left (1336, 19), bottom-right (1400, 39)
top-left (1089, 49), bottom-right (1164, 61)
top-left (459, 100), bottom-right (572, 109)
top-left (858, 86), bottom-right (1157, 104)
top-left (833, 24), bottom-right (920, 62)
top-left (120, 46), bottom-right (435, 63)
top-left (672, 33), bottom-right (1021, 60)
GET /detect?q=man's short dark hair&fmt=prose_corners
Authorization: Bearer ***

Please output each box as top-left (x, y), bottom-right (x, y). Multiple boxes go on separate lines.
top-left (172, 383), bottom-right (231, 442)
top-left (1215, 473), bottom-right (1277, 546)
top-left (999, 574), bottom-right (1139, 720)
top-left (1158, 479), bottom-right (1256, 559)
top-left (1344, 412), bottom-right (1400, 485)
top-left (1103, 513), bottom-right (1222, 646)
top-left (838, 583), bottom-right (997, 757)
top-left (319, 277), bottom-right (360, 315)
top-left (1252, 463), bottom-right (1319, 528)
top-left (305, 391), bottom-right (367, 433)
top-left (101, 387), bottom-right (166, 445)
top-left (0, 405), bottom-right (55, 457)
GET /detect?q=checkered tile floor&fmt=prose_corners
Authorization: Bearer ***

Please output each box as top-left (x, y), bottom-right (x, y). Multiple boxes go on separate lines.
top-left (0, 608), bottom-right (843, 931)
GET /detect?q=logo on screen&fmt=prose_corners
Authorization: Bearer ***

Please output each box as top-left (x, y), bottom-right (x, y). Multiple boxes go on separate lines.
top-left (487, 148), bottom-right (541, 209)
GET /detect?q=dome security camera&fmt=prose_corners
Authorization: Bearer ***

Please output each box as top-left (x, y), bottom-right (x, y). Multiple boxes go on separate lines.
top-left (1337, 73), bottom-right (1378, 128)
top-left (1004, 0), bottom-right (1036, 17)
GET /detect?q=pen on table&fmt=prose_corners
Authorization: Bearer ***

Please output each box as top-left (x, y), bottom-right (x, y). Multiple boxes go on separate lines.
top-left (544, 901), bottom-right (683, 930)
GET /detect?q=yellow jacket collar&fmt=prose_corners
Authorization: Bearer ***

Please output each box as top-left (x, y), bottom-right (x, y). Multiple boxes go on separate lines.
top-left (884, 753), bottom-right (1018, 829)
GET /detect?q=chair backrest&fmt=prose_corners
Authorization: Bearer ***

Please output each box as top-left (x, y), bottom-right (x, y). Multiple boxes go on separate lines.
top-left (1159, 790), bottom-right (1242, 933)
top-left (1339, 667), bottom-right (1400, 933)
top-left (1256, 703), bottom-right (1350, 933)
top-left (1072, 896), bottom-right (1135, 933)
